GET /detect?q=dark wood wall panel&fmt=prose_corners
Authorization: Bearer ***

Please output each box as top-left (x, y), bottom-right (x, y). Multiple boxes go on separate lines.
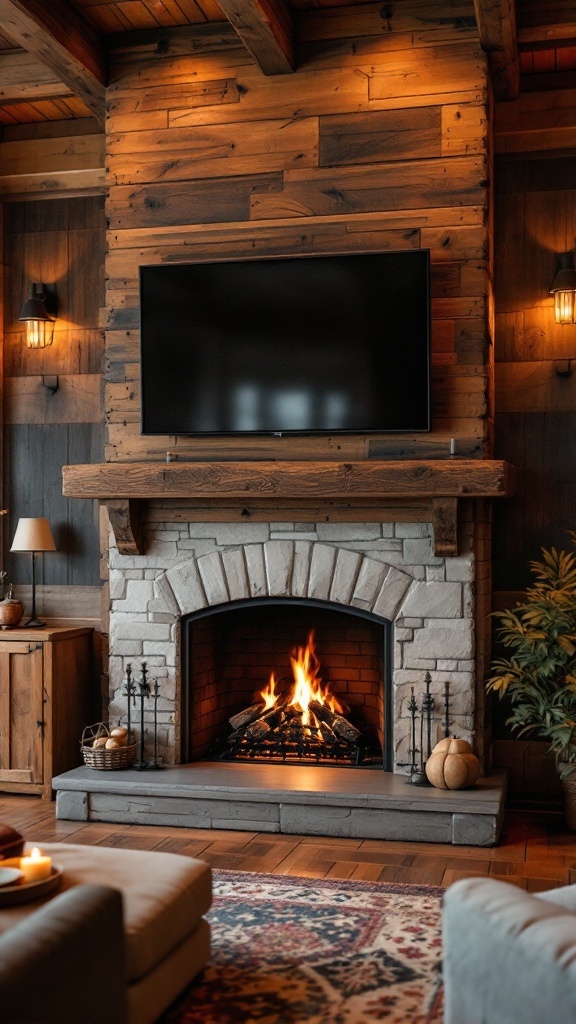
top-left (494, 411), bottom-right (576, 591)
top-left (4, 198), bottom-right (104, 377)
top-left (3, 195), bottom-right (105, 599)
top-left (492, 153), bottom-right (576, 795)
top-left (5, 422), bottom-right (104, 587)
top-left (494, 155), bottom-right (576, 590)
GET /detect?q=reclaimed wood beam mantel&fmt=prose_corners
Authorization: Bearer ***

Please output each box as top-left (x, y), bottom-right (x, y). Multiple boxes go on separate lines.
top-left (63, 460), bottom-right (514, 558)
top-left (0, 0), bottom-right (106, 123)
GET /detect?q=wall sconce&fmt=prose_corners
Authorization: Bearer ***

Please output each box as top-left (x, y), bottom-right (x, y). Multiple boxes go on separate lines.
top-left (18, 283), bottom-right (57, 349)
top-left (550, 252), bottom-right (576, 325)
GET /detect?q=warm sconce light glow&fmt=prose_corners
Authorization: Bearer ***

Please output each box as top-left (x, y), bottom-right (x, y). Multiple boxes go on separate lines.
top-left (19, 284), bottom-right (56, 349)
top-left (25, 319), bottom-right (51, 349)
top-left (550, 252), bottom-right (576, 325)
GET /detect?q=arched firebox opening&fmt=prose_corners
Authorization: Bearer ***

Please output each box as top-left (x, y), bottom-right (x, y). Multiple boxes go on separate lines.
top-left (181, 597), bottom-right (393, 771)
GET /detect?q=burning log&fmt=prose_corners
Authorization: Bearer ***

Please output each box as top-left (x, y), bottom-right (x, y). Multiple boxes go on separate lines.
top-left (229, 704), bottom-right (264, 730)
top-left (309, 700), bottom-right (361, 742)
top-left (216, 631), bottom-right (379, 766)
top-left (245, 720), bottom-right (271, 742)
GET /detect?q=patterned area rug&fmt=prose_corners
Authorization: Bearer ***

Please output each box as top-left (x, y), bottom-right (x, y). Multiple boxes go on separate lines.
top-left (160, 870), bottom-right (444, 1024)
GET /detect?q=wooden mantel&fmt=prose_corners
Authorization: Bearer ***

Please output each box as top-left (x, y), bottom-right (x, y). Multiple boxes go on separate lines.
top-left (63, 460), bottom-right (514, 558)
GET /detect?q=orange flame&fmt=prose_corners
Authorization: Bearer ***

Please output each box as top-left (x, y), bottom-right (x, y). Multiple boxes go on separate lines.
top-left (261, 672), bottom-right (278, 710)
top-left (259, 631), bottom-right (343, 728)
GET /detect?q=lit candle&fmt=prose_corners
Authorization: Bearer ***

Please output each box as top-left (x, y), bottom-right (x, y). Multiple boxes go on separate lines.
top-left (20, 847), bottom-right (52, 883)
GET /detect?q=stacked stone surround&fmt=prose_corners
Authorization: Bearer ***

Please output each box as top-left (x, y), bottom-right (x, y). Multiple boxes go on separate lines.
top-left (108, 520), bottom-right (476, 768)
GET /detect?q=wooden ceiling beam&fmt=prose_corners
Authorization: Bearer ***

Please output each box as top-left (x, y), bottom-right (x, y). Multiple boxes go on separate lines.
top-left (0, 49), bottom-right (74, 102)
top-left (216, 0), bottom-right (295, 75)
top-left (473, 0), bottom-right (520, 100)
top-left (0, 0), bottom-right (106, 123)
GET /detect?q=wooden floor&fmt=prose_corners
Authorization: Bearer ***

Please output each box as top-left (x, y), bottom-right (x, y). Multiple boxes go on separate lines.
top-left (1, 794), bottom-right (575, 892)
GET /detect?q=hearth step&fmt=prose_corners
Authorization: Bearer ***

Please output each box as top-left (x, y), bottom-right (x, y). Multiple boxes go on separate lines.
top-left (52, 764), bottom-right (507, 847)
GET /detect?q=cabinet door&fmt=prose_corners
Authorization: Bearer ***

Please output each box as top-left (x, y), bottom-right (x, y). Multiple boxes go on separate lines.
top-left (0, 642), bottom-right (44, 785)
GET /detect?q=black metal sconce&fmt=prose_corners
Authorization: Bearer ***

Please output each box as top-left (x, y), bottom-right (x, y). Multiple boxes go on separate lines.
top-left (549, 253), bottom-right (576, 376)
top-left (18, 283), bottom-right (57, 349)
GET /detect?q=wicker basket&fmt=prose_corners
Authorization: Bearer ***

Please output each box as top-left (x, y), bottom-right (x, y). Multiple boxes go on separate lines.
top-left (81, 722), bottom-right (137, 771)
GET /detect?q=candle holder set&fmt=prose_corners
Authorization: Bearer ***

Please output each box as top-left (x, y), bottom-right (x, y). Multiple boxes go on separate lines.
top-left (402, 673), bottom-right (451, 785)
top-left (122, 662), bottom-right (164, 771)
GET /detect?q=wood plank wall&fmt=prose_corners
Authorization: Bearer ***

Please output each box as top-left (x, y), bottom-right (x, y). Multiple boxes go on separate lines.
top-left (491, 151), bottom-right (576, 801)
top-left (493, 155), bottom-right (576, 590)
top-left (2, 194), bottom-right (105, 621)
top-left (105, 3), bottom-right (492, 464)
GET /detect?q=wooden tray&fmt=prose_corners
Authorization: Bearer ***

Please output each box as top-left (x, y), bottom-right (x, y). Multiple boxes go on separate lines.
top-left (0, 858), bottom-right (62, 907)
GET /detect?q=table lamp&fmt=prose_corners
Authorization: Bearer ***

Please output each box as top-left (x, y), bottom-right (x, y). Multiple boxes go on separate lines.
top-left (10, 518), bottom-right (56, 627)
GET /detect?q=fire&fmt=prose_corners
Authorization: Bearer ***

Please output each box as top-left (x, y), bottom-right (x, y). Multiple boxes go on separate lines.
top-left (261, 673), bottom-right (278, 710)
top-left (259, 631), bottom-right (343, 728)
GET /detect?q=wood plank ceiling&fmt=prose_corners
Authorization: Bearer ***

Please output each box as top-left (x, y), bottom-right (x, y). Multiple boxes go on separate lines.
top-left (0, 0), bottom-right (573, 127)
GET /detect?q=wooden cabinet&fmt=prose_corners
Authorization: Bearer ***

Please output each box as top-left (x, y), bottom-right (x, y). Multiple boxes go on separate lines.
top-left (0, 626), bottom-right (94, 799)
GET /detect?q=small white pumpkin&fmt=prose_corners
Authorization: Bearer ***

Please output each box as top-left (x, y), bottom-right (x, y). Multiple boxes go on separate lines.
top-left (425, 737), bottom-right (479, 790)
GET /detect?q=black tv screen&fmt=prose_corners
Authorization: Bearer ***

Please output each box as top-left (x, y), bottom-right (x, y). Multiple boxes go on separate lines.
top-left (139, 250), bottom-right (431, 435)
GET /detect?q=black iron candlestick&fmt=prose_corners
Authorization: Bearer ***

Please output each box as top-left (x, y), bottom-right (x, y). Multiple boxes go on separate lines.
top-left (407, 687), bottom-right (419, 778)
top-left (400, 676), bottom-right (450, 782)
top-left (122, 663), bottom-right (137, 744)
top-left (406, 687), bottom-right (428, 786)
top-left (147, 680), bottom-right (164, 770)
top-left (134, 662), bottom-right (150, 771)
top-left (423, 671), bottom-right (435, 762)
top-left (444, 680), bottom-right (451, 738)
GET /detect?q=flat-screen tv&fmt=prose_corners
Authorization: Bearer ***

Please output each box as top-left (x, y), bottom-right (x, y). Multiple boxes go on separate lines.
top-left (139, 250), bottom-right (431, 435)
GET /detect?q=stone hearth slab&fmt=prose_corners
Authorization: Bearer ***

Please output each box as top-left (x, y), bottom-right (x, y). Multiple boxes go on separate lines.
top-left (53, 764), bottom-right (507, 846)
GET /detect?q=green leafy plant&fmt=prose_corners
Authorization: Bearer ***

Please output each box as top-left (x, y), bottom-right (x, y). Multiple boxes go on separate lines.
top-left (487, 536), bottom-right (576, 778)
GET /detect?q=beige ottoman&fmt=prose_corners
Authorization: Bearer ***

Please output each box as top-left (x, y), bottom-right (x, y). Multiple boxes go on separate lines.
top-left (0, 842), bottom-right (212, 1024)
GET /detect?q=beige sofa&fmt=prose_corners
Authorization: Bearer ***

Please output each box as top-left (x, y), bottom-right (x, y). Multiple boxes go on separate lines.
top-left (0, 843), bottom-right (212, 1024)
top-left (443, 877), bottom-right (576, 1024)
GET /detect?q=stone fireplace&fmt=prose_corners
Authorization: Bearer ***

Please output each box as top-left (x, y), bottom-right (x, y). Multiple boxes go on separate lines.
top-left (107, 518), bottom-right (476, 773)
top-left (58, 454), bottom-right (510, 842)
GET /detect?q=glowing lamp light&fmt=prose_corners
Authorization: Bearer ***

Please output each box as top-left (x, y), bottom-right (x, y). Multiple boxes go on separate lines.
top-left (18, 284), bottom-right (56, 349)
top-left (550, 252), bottom-right (576, 325)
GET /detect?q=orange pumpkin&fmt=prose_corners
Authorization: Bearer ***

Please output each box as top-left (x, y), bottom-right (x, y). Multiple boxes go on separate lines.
top-left (425, 737), bottom-right (479, 790)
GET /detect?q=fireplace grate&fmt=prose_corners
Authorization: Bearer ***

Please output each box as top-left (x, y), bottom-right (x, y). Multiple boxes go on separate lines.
top-left (213, 698), bottom-right (383, 767)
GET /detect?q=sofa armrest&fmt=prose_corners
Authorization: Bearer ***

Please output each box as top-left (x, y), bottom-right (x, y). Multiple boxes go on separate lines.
top-left (443, 877), bottom-right (576, 1024)
top-left (0, 884), bottom-right (127, 1024)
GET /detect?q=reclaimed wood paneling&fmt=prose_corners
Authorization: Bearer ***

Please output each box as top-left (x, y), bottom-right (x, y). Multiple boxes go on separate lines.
top-left (106, 172), bottom-right (283, 229)
top-left (104, 10), bottom-right (492, 463)
top-left (0, 49), bottom-right (76, 101)
top-left (0, 129), bottom-right (104, 197)
top-left (297, 0), bottom-right (479, 46)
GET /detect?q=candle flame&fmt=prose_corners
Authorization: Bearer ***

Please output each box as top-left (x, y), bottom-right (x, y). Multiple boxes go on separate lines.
top-left (30, 847), bottom-right (42, 861)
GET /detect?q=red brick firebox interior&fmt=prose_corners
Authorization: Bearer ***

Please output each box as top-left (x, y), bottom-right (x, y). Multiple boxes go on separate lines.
top-left (184, 603), bottom-right (389, 765)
